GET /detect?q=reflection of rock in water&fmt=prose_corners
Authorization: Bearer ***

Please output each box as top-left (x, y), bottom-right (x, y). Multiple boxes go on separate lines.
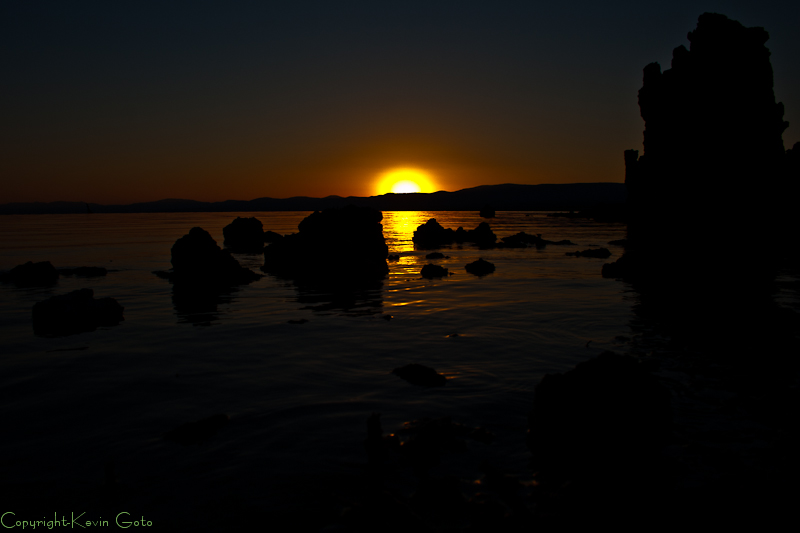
top-left (294, 279), bottom-right (384, 316)
top-left (170, 284), bottom-right (238, 326)
top-left (155, 227), bottom-right (261, 325)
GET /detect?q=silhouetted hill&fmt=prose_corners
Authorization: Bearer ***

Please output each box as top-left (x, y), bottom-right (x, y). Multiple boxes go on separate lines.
top-left (0, 183), bottom-right (626, 215)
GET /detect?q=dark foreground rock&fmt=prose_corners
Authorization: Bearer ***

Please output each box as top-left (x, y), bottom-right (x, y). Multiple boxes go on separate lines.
top-left (0, 261), bottom-right (59, 286)
top-left (263, 205), bottom-right (388, 282)
top-left (157, 227), bottom-right (261, 286)
top-left (163, 413), bottom-right (229, 445)
top-left (223, 217), bottom-right (266, 252)
top-left (465, 258), bottom-right (495, 276)
top-left (527, 351), bottom-right (671, 476)
top-left (420, 264), bottom-right (449, 279)
top-left (32, 288), bottom-right (124, 336)
top-left (392, 364), bottom-right (447, 386)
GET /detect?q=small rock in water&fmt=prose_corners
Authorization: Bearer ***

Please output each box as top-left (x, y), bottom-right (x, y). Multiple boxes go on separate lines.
top-left (421, 264), bottom-right (449, 279)
top-left (392, 364), bottom-right (447, 387)
top-left (32, 288), bottom-right (124, 336)
top-left (465, 258), bottom-right (495, 276)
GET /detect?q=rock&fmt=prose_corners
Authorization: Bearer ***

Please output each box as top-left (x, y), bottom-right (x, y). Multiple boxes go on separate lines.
top-left (32, 288), bottom-right (124, 336)
top-left (622, 13), bottom-right (790, 291)
top-left (601, 254), bottom-right (634, 279)
top-left (566, 248), bottom-right (611, 258)
top-left (527, 351), bottom-right (671, 476)
top-left (392, 364), bottom-right (447, 386)
top-left (465, 258), bottom-right (495, 276)
top-left (161, 227), bottom-right (261, 286)
top-left (58, 266), bottom-right (108, 277)
top-left (163, 413), bottom-right (229, 445)
top-left (421, 264), bottom-right (449, 279)
top-left (0, 261), bottom-right (59, 286)
top-left (223, 217), bottom-right (266, 252)
top-left (425, 252), bottom-right (448, 259)
top-left (263, 205), bottom-right (388, 282)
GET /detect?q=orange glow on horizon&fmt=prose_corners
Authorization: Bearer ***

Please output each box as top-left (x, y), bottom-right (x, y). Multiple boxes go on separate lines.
top-left (375, 168), bottom-right (437, 196)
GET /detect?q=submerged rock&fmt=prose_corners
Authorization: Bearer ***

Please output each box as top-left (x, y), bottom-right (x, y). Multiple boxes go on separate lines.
top-left (465, 258), bottom-right (495, 276)
top-left (32, 288), bottom-right (124, 336)
top-left (263, 205), bottom-right (388, 282)
top-left (0, 261), bottom-right (59, 286)
top-left (58, 266), bottom-right (108, 277)
top-left (223, 217), bottom-right (266, 252)
top-left (392, 364), bottom-right (447, 387)
top-left (566, 248), bottom-right (612, 258)
top-left (163, 413), bottom-right (229, 446)
top-left (501, 232), bottom-right (574, 248)
top-left (421, 264), bottom-right (449, 279)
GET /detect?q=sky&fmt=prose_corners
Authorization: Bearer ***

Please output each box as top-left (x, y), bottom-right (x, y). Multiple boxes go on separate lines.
top-left (2, 1), bottom-right (798, 204)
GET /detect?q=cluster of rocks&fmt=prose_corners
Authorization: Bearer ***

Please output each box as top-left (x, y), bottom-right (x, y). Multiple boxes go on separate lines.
top-left (412, 219), bottom-right (496, 248)
top-left (263, 205), bottom-right (389, 283)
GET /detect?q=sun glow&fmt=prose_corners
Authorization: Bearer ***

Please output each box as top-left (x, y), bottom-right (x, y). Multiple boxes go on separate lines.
top-left (375, 168), bottom-right (437, 196)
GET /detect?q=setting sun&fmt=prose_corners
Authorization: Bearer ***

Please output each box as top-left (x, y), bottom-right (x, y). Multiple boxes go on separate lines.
top-left (375, 168), bottom-right (437, 196)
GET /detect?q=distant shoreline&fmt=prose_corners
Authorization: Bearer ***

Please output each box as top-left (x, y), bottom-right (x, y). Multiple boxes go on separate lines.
top-left (1, 182), bottom-right (626, 215)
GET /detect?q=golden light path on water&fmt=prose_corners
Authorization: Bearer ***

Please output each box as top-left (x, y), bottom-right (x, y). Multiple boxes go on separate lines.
top-left (374, 168), bottom-right (437, 196)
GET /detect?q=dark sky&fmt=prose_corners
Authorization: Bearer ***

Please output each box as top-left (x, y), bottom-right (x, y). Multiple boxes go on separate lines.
top-left (2, 1), bottom-right (798, 203)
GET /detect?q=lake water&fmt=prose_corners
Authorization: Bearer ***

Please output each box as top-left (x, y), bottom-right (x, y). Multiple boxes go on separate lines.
top-left (0, 211), bottom-right (633, 529)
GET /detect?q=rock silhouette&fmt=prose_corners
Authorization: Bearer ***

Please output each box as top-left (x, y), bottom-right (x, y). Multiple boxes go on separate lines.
top-left (465, 258), bottom-right (495, 276)
top-left (223, 216), bottom-right (266, 253)
top-left (159, 227), bottom-right (261, 286)
top-left (391, 364), bottom-right (446, 387)
top-left (527, 351), bottom-right (671, 476)
top-left (622, 13), bottom-right (791, 295)
top-left (32, 288), bottom-right (124, 336)
top-left (421, 264), bottom-right (449, 279)
top-left (262, 205), bottom-right (389, 282)
top-left (1, 261), bottom-right (59, 286)
top-left (412, 219), bottom-right (497, 248)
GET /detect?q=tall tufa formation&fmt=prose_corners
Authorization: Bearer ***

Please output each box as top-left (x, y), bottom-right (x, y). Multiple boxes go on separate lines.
top-left (620, 13), bottom-right (793, 291)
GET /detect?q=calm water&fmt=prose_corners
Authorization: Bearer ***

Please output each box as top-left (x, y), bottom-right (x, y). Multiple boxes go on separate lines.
top-left (0, 211), bottom-right (632, 527)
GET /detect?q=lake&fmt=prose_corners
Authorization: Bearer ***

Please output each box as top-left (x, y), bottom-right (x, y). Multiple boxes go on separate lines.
top-left (0, 210), bottom-right (633, 529)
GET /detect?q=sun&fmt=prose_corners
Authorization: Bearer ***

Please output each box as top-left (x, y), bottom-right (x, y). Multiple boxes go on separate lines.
top-left (375, 168), bottom-right (437, 195)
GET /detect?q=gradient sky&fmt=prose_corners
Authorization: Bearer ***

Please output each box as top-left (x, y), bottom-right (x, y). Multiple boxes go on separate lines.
top-left (2, 1), bottom-right (798, 204)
